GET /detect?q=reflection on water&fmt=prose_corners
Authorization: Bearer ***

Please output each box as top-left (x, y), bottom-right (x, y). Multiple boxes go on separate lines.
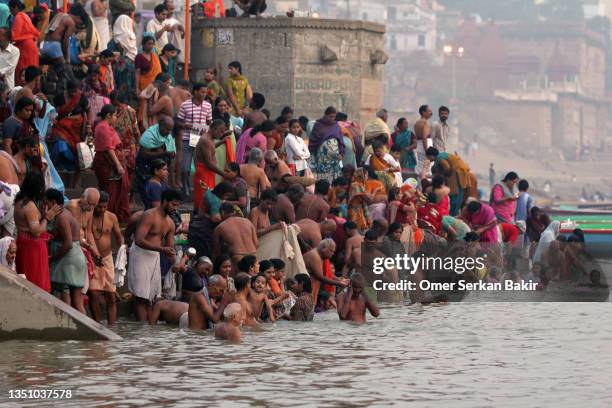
top-left (1, 303), bottom-right (612, 407)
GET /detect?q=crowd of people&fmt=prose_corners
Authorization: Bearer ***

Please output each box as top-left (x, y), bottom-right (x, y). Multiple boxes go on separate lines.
top-left (0, 1), bottom-right (602, 343)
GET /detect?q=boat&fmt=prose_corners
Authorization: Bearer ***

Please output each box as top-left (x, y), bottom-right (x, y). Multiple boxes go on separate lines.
top-left (552, 214), bottom-right (612, 247)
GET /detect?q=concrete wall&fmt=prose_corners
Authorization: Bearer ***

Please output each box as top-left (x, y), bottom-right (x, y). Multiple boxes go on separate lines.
top-left (191, 18), bottom-right (386, 123)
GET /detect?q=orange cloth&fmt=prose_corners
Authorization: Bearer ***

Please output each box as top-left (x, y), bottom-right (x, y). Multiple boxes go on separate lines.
top-left (322, 259), bottom-right (335, 296)
top-left (100, 64), bottom-right (114, 92)
top-left (269, 278), bottom-right (282, 297)
top-left (370, 154), bottom-right (391, 171)
top-left (225, 137), bottom-right (236, 163)
top-left (203, 0), bottom-right (225, 18)
top-left (12, 12), bottom-right (40, 85)
top-left (138, 52), bottom-right (162, 91)
top-left (193, 162), bottom-right (216, 209)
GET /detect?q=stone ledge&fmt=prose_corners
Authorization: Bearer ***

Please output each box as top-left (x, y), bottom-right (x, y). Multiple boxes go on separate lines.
top-left (193, 17), bottom-right (386, 34)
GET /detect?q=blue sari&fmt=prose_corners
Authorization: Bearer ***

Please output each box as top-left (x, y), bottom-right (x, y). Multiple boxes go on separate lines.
top-left (394, 130), bottom-right (416, 170)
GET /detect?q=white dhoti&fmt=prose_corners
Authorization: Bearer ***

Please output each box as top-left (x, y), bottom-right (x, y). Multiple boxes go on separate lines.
top-left (179, 312), bottom-right (189, 329)
top-left (256, 224), bottom-right (308, 279)
top-left (415, 140), bottom-right (432, 179)
top-left (128, 244), bottom-right (162, 302)
top-left (0, 184), bottom-right (19, 236)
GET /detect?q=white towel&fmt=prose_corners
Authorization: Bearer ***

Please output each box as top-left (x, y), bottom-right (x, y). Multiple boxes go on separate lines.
top-left (114, 244), bottom-right (128, 286)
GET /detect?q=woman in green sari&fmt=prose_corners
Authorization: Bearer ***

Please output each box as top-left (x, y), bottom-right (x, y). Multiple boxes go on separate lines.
top-left (213, 97), bottom-right (237, 184)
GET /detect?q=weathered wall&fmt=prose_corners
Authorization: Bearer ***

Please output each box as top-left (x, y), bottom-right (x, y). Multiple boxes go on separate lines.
top-left (0, 268), bottom-right (121, 341)
top-left (191, 18), bottom-right (386, 123)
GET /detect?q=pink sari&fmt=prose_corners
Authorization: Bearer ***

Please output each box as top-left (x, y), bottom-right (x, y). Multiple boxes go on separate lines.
top-left (464, 203), bottom-right (498, 243)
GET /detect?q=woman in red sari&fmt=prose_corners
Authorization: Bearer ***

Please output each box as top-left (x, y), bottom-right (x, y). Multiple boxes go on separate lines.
top-left (92, 105), bottom-right (130, 222)
top-left (9, 0), bottom-right (39, 86)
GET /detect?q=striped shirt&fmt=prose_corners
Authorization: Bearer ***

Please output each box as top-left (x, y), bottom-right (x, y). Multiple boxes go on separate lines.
top-left (177, 99), bottom-right (212, 140)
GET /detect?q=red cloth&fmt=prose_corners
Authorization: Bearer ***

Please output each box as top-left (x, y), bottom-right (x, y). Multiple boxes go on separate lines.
top-left (322, 258), bottom-right (335, 296)
top-left (16, 231), bottom-right (51, 292)
top-left (417, 203), bottom-right (442, 235)
top-left (435, 195), bottom-right (450, 217)
top-left (81, 246), bottom-right (95, 279)
top-left (12, 12), bottom-right (40, 86)
top-left (93, 152), bottom-right (131, 222)
top-left (193, 163), bottom-right (216, 209)
top-left (501, 223), bottom-right (520, 243)
top-left (94, 121), bottom-right (122, 152)
top-left (203, 0), bottom-right (225, 18)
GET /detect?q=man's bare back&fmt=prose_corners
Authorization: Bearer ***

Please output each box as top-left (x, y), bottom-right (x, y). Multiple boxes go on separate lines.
top-left (296, 194), bottom-right (329, 222)
top-left (414, 118), bottom-right (430, 144)
top-left (270, 194), bottom-right (295, 224)
top-left (239, 163), bottom-right (270, 199)
top-left (169, 87), bottom-right (191, 113)
top-left (45, 13), bottom-right (73, 43)
top-left (248, 207), bottom-right (270, 233)
top-left (136, 207), bottom-right (174, 250)
top-left (344, 234), bottom-right (364, 274)
top-left (214, 322), bottom-right (241, 342)
top-left (214, 217), bottom-right (258, 259)
top-left (149, 300), bottom-right (188, 325)
top-left (296, 219), bottom-right (322, 249)
top-left (0, 153), bottom-right (19, 184)
top-left (66, 199), bottom-right (88, 240)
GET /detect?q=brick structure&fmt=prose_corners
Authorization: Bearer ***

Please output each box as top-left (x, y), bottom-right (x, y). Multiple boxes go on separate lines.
top-left (190, 17), bottom-right (387, 123)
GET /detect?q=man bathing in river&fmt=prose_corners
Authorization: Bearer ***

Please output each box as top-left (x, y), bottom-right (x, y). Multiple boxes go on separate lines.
top-left (129, 189), bottom-right (181, 322)
top-left (188, 274), bottom-right (231, 330)
top-left (337, 273), bottom-right (380, 324)
top-left (213, 203), bottom-right (258, 270)
top-left (215, 302), bottom-right (243, 343)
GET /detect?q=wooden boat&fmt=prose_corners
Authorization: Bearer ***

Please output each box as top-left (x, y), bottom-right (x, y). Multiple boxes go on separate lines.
top-left (552, 214), bottom-right (612, 246)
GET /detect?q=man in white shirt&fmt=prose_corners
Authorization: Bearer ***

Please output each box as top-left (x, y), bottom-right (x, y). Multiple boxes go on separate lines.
top-left (0, 28), bottom-right (20, 89)
top-left (431, 106), bottom-right (450, 152)
top-left (146, 4), bottom-right (170, 51)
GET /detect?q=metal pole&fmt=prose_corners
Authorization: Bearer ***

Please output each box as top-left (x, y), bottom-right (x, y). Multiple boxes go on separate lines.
top-left (184, 0), bottom-right (190, 80)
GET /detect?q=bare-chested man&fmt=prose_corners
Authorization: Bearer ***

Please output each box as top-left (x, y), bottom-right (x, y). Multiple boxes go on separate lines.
top-left (188, 274), bottom-right (230, 330)
top-left (13, 138), bottom-right (40, 184)
top-left (248, 188), bottom-right (282, 237)
top-left (336, 273), bottom-right (379, 323)
top-left (0, 148), bottom-right (19, 236)
top-left (66, 187), bottom-right (101, 262)
top-left (213, 203), bottom-right (258, 270)
top-left (264, 150), bottom-right (292, 192)
top-left (148, 299), bottom-right (188, 326)
top-left (145, 74), bottom-right (174, 126)
top-left (214, 302), bottom-right (243, 342)
top-left (89, 192), bottom-right (124, 325)
top-left (296, 180), bottom-right (330, 222)
top-left (15, 66), bottom-right (45, 114)
top-left (303, 239), bottom-right (349, 303)
top-left (295, 218), bottom-right (336, 252)
top-left (342, 221), bottom-right (363, 277)
top-left (270, 184), bottom-right (303, 224)
top-left (169, 79), bottom-right (192, 112)
top-left (168, 79), bottom-right (191, 188)
top-left (240, 147), bottom-right (271, 202)
top-left (41, 4), bottom-right (81, 83)
top-left (242, 92), bottom-right (266, 131)
top-left (414, 104), bottom-right (433, 178)
top-left (0, 150), bottom-right (19, 185)
top-left (129, 189), bottom-right (181, 321)
top-left (193, 119), bottom-right (232, 209)
top-left (45, 188), bottom-right (88, 314)
top-left (232, 272), bottom-right (258, 326)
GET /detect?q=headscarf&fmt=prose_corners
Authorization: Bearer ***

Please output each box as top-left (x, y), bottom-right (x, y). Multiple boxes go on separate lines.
top-left (533, 221), bottom-right (561, 264)
top-left (139, 123), bottom-right (176, 153)
top-left (113, 15), bottom-right (137, 61)
top-left (0, 4), bottom-right (10, 29)
top-left (0, 236), bottom-right (15, 272)
top-left (308, 116), bottom-right (344, 155)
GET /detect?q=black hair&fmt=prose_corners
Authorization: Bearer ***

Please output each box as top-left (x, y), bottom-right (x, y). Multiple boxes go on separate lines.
top-left (502, 172), bottom-right (519, 182)
top-left (364, 229), bottom-right (379, 241)
top-left (343, 221), bottom-right (358, 232)
top-left (142, 35), bottom-right (155, 46)
top-left (227, 162), bottom-right (240, 176)
top-left (220, 202), bottom-right (234, 214)
top-left (464, 232), bottom-right (480, 242)
top-left (237, 255), bottom-right (257, 273)
top-left (572, 228), bottom-right (585, 243)
top-left (270, 258), bottom-right (285, 271)
top-left (335, 112), bottom-right (348, 121)
top-left (44, 188), bottom-right (64, 206)
top-left (388, 222), bottom-right (402, 234)
top-left (426, 147), bottom-right (439, 157)
top-left (281, 106), bottom-right (293, 116)
top-left (419, 105), bottom-right (429, 115)
top-left (332, 177), bottom-right (348, 187)
top-left (234, 272), bottom-right (251, 291)
top-left (228, 61), bottom-right (242, 74)
top-left (161, 189), bottom-right (182, 203)
top-left (288, 118), bottom-right (301, 129)
top-left (251, 92), bottom-right (265, 109)
top-left (427, 192), bottom-right (438, 204)
top-left (275, 115), bottom-right (289, 125)
top-left (100, 49), bottom-right (114, 58)
top-left (315, 179), bottom-right (330, 195)
top-left (329, 207), bottom-right (341, 216)
top-left (67, 79), bottom-right (81, 92)
top-left (154, 4), bottom-right (167, 14)
top-left (261, 108), bottom-right (271, 119)
top-left (518, 179), bottom-right (529, 192)
top-left (212, 181), bottom-right (234, 197)
top-left (298, 116), bottom-right (309, 131)
top-left (396, 117), bottom-right (407, 127)
top-left (388, 186), bottom-right (400, 202)
top-left (251, 273), bottom-right (267, 286)
top-left (259, 260), bottom-right (273, 273)
top-left (390, 144), bottom-right (402, 153)
top-left (467, 201), bottom-right (482, 213)
top-left (254, 119), bottom-right (276, 134)
top-left (192, 82), bottom-right (207, 92)
top-left (260, 189), bottom-right (277, 202)
top-left (213, 254), bottom-right (232, 275)
top-left (98, 190), bottom-right (110, 203)
top-left (24, 66), bottom-right (41, 83)
top-left (99, 104), bottom-right (116, 119)
top-left (17, 137), bottom-right (37, 148)
top-left (432, 175), bottom-right (445, 189)
top-left (324, 106), bottom-right (337, 115)
top-left (372, 140), bottom-right (384, 150)
top-left (294, 273), bottom-right (312, 293)
top-left (151, 158), bottom-right (167, 172)
top-left (176, 79), bottom-right (191, 88)
top-left (439, 106), bottom-right (450, 114)
top-left (155, 72), bottom-right (171, 83)
top-left (16, 171), bottom-right (45, 203)
top-left (14, 97), bottom-right (35, 113)
top-left (69, 3), bottom-right (89, 22)
top-left (365, 165), bottom-right (377, 180)
top-left (8, 0), bottom-right (25, 10)
top-left (210, 118), bottom-right (226, 130)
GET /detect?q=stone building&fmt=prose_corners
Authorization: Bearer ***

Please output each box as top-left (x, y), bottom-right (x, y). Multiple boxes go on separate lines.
top-left (190, 17), bottom-right (387, 123)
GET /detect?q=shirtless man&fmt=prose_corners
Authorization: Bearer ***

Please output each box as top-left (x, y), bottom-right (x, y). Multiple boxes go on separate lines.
top-left (296, 180), bottom-right (330, 222)
top-left (194, 119), bottom-right (233, 187)
top-left (270, 184), bottom-right (303, 224)
top-left (169, 79), bottom-right (191, 114)
top-left (232, 272), bottom-right (258, 326)
top-left (146, 74), bottom-right (174, 125)
top-left (66, 188), bottom-right (101, 262)
top-left (213, 203), bottom-right (258, 269)
top-left (45, 188), bottom-right (88, 314)
top-left (15, 66), bottom-right (45, 115)
top-left (0, 150), bottom-right (19, 185)
top-left (264, 150), bottom-right (292, 192)
top-left (168, 79), bottom-right (191, 188)
top-left (295, 218), bottom-right (336, 252)
top-left (342, 221), bottom-right (363, 277)
top-left (336, 273), bottom-right (379, 323)
top-left (13, 138), bottom-right (40, 184)
top-left (248, 188), bottom-right (282, 237)
top-left (41, 4), bottom-right (80, 84)
top-left (148, 299), bottom-right (188, 326)
top-left (214, 302), bottom-right (243, 342)
top-left (243, 92), bottom-right (266, 130)
top-left (240, 148), bottom-right (271, 202)
top-left (129, 189), bottom-right (180, 321)
top-left (414, 104), bottom-right (433, 178)
top-left (189, 274), bottom-right (230, 330)
top-left (303, 239), bottom-right (349, 302)
top-left (89, 192), bottom-right (124, 325)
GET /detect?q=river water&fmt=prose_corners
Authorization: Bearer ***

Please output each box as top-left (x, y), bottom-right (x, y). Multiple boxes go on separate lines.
top-left (1, 303), bottom-right (611, 407)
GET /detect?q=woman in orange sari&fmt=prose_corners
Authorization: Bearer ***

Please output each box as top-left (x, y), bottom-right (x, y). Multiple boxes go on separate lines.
top-left (347, 168), bottom-right (370, 231)
top-left (9, 1), bottom-right (39, 85)
top-left (364, 166), bottom-right (388, 221)
top-left (135, 36), bottom-right (161, 127)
